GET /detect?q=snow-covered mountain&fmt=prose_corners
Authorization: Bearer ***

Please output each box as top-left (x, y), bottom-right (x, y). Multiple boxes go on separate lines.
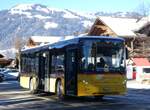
top-left (0, 4), bottom-right (141, 52)
top-left (0, 4), bottom-right (95, 50)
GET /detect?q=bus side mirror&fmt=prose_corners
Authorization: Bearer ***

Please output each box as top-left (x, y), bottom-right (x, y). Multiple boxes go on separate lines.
top-left (126, 47), bottom-right (129, 59)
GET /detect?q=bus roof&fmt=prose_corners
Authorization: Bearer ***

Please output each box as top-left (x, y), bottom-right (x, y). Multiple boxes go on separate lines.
top-left (21, 36), bottom-right (124, 54)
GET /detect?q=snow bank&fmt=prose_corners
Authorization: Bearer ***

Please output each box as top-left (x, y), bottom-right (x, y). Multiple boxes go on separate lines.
top-left (127, 80), bottom-right (150, 89)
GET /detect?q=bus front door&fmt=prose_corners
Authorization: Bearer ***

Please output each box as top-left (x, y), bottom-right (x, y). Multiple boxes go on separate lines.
top-left (39, 52), bottom-right (49, 91)
top-left (65, 49), bottom-right (77, 96)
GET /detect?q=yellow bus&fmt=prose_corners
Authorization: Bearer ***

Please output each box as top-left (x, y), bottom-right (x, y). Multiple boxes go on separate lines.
top-left (20, 36), bottom-right (127, 99)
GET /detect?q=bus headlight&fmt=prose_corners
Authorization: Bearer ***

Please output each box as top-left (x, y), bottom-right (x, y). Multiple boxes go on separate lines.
top-left (83, 80), bottom-right (88, 84)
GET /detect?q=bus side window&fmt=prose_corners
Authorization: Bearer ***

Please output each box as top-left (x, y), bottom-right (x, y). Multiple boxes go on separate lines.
top-left (51, 55), bottom-right (65, 73)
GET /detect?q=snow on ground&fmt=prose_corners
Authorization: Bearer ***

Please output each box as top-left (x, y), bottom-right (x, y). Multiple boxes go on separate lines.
top-left (44, 22), bottom-right (58, 29)
top-left (63, 11), bottom-right (79, 19)
top-left (77, 12), bottom-right (96, 19)
top-left (127, 80), bottom-right (150, 89)
top-left (11, 4), bottom-right (33, 11)
top-left (82, 20), bottom-right (93, 28)
top-left (9, 10), bottom-right (32, 16)
top-left (36, 5), bottom-right (50, 13)
top-left (33, 15), bottom-right (51, 19)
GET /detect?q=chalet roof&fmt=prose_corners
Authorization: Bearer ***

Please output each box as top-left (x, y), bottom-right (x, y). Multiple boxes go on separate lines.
top-left (0, 54), bottom-right (4, 58)
top-left (133, 58), bottom-right (150, 66)
top-left (135, 16), bottom-right (150, 31)
top-left (89, 17), bottom-right (137, 37)
top-left (0, 58), bottom-right (12, 64)
top-left (30, 36), bottom-right (62, 44)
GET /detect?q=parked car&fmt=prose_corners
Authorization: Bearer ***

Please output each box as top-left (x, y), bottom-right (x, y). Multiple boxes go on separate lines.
top-left (2, 69), bottom-right (19, 80)
top-left (0, 72), bottom-right (4, 82)
top-left (0, 68), bottom-right (5, 82)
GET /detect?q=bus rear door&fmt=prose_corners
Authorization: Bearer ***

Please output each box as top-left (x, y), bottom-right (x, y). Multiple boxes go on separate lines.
top-left (65, 49), bottom-right (77, 96)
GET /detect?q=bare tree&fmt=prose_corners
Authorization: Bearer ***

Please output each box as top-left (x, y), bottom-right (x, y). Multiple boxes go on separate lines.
top-left (14, 36), bottom-right (24, 50)
top-left (136, 1), bottom-right (150, 17)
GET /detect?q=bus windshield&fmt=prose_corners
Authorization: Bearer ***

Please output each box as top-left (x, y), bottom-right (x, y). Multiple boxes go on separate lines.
top-left (80, 39), bottom-right (125, 72)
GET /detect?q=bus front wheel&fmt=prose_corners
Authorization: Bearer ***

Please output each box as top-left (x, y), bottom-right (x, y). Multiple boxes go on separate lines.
top-left (56, 80), bottom-right (64, 99)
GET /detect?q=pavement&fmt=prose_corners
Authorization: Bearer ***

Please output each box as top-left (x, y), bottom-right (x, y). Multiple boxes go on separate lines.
top-left (0, 80), bottom-right (150, 110)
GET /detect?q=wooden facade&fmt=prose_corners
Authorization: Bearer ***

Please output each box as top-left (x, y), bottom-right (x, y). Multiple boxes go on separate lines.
top-left (26, 38), bottom-right (37, 47)
top-left (88, 18), bottom-right (117, 36)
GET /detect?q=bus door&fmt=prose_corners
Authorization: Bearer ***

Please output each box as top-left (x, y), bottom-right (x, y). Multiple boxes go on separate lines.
top-left (39, 52), bottom-right (49, 90)
top-left (44, 52), bottom-right (50, 92)
top-left (65, 49), bottom-right (77, 96)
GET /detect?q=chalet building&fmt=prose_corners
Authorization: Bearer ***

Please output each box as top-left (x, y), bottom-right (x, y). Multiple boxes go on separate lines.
top-left (26, 36), bottom-right (62, 47)
top-left (0, 53), bottom-right (13, 68)
top-left (136, 16), bottom-right (150, 37)
top-left (134, 17), bottom-right (150, 59)
top-left (127, 58), bottom-right (150, 82)
top-left (88, 17), bottom-right (137, 54)
top-left (138, 22), bottom-right (150, 36)
top-left (88, 17), bottom-right (150, 59)
top-left (88, 17), bottom-right (137, 37)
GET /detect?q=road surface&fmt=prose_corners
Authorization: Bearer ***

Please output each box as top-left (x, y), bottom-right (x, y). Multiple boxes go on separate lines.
top-left (0, 80), bottom-right (150, 110)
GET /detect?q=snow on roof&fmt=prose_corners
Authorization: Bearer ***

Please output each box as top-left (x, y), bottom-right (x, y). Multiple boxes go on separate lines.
top-left (0, 48), bottom-right (17, 59)
top-left (134, 16), bottom-right (150, 31)
top-left (133, 58), bottom-right (150, 66)
top-left (99, 17), bottom-right (137, 37)
top-left (30, 36), bottom-right (62, 44)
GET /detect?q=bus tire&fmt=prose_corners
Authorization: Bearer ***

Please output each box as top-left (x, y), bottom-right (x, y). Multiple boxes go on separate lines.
top-left (29, 78), bottom-right (38, 94)
top-left (56, 80), bottom-right (64, 100)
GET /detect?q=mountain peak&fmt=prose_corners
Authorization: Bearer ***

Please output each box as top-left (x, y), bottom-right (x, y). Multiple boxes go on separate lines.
top-left (10, 4), bottom-right (50, 12)
top-left (11, 4), bottom-right (35, 11)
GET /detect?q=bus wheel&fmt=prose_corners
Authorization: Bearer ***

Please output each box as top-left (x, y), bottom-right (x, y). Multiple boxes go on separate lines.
top-left (29, 78), bottom-right (37, 94)
top-left (56, 80), bottom-right (64, 100)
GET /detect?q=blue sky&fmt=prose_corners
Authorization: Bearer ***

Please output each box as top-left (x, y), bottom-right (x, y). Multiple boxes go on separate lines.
top-left (0, 0), bottom-right (150, 12)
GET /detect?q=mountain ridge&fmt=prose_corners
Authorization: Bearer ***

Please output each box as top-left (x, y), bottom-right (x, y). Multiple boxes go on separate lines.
top-left (0, 4), bottom-right (141, 52)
